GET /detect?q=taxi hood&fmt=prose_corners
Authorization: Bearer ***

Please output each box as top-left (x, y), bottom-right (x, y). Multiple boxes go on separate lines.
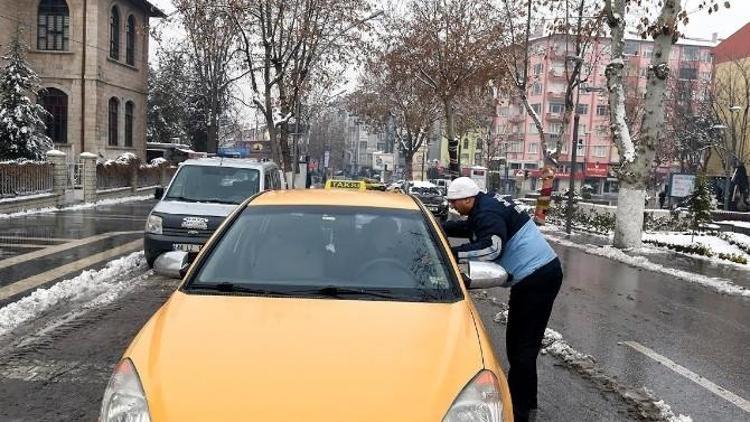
top-left (126, 292), bottom-right (485, 422)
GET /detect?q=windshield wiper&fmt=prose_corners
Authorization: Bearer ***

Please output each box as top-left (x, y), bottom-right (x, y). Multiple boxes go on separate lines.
top-left (187, 282), bottom-right (292, 296)
top-left (165, 195), bottom-right (199, 203)
top-left (285, 286), bottom-right (405, 300)
top-left (202, 198), bottom-right (240, 205)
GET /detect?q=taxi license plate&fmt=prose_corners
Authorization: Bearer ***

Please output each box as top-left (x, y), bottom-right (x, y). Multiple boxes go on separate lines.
top-left (173, 243), bottom-right (201, 253)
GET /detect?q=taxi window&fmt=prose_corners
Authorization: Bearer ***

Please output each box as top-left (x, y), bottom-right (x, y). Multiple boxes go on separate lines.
top-left (188, 206), bottom-right (461, 302)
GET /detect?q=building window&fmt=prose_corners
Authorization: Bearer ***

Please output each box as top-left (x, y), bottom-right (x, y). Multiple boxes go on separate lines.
top-left (578, 123), bottom-right (587, 134)
top-left (596, 124), bottom-right (609, 136)
top-left (38, 0), bottom-right (70, 51)
top-left (531, 83), bottom-right (543, 95)
top-left (38, 88), bottom-right (68, 144)
top-left (549, 122), bottom-right (562, 134)
top-left (561, 141), bottom-right (568, 153)
top-left (109, 97), bottom-right (119, 146)
top-left (576, 104), bottom-right (589, 115)
top-left (463, 139), bottom-right (469, 149)
top-left (593, 145), bottom-right (608, 158)
top-left (110, 6), bottom-right (121, 60)
top-left (643, 47), bottom-right (653, 59)
top-left (126, 15), bottom-right (136, 66)
top-left (533, 63), bottom-right (543, 76)
top-left (125, 101), bottom-right (134, 147)
top-left (528, 143), bottom-right (539, 154)
top-left (679, 67), bottom-right (697, 80)
top-left (624, 41), bottom-right (639, 56)
top-left (529, 123), bottom-right (538, 134)
top-left (596, 105), bottom-right (609, 116)
top-left (531, 103), bottom-right (541, 114)
top-left (682, 46), bottom-right (700, 62)
top-left (549, 103), bottom-right (564, 114)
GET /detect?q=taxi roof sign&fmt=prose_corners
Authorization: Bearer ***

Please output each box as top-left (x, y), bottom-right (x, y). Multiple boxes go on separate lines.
top-left (325, 179), bottom-right (367, 191)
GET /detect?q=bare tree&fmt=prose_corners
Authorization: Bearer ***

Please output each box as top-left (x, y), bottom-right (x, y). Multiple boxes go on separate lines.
top-left (603, 0), bottom-right (727, 249)
top-left (173, 0), bottom-right (244, 153)
top-left (348, 51), bottom-right (441, 179)
top-left (231, 0), bottom-right (376, 172)
top-left (393, 0), bottom-right (506, 177)
top-left (499, 0), bottom-right (605, 224)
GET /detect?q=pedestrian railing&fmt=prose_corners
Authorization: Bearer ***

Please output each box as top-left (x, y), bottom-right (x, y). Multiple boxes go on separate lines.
top-left (137, 164), bottom-right (161, 188)
top-left (96, 160), bottom-right (133, 190)
top-left (0, 161), bottom-right (54, 199)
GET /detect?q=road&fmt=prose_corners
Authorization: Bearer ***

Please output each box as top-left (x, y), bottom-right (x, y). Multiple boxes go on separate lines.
top-left (0, 200), bottom-right (748, 421)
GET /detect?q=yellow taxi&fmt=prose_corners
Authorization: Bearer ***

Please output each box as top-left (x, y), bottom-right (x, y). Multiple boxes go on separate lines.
top-left (100, 190), bottom-right (513, 421)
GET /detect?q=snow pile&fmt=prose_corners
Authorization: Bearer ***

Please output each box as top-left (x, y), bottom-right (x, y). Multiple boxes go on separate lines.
top-left (115, 152), bottom-right (139, 164)
top-left (643, 233), bottom-right (748, 257)
top-left (654, 400), bottom-right (694, 422)
top-left (0, 194), bottom-right (153, 219)
top-left (150, 157), bottom-right (168, 166)
top-left (0, 252), bottom-right (146, 337)
top-left (721, 220), bottom-right (750, 229)
top-left (545, 234), bottom-right (750, 298)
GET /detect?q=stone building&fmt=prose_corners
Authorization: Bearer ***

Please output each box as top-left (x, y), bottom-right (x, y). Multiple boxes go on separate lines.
top-left (0, 0), bottom-right (165, 160)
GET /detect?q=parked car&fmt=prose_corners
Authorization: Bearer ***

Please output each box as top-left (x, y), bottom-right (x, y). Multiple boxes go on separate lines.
top-left (409, 181), bottom-right (449, 220)
top-left (143, 158), bottom-right (284, 267)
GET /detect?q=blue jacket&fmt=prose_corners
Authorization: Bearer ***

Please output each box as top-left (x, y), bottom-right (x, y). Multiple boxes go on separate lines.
top-left (443, 192), bottom-right (557, 286)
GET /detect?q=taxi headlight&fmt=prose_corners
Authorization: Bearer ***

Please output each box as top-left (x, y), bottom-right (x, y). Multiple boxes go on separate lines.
top-left (442, 370), bottom-right (503, 422)
top-left (100, 359), bottom-right (151, 422)
top-left (145, 215), bottom-right (162, 235)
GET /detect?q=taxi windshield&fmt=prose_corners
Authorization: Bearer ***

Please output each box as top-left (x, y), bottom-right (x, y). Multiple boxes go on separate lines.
top-left (187, 206), bottom-right (461, 302)
top-left (164, 165), bottom-right (260, 204)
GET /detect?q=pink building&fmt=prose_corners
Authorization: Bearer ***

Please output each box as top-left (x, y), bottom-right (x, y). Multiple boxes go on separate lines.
top-left (493, 34), bottom-right (716, 194)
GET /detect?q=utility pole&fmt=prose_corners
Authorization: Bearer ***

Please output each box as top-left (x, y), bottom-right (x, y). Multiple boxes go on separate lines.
top-left (566, 113), bottom-right (581, 234)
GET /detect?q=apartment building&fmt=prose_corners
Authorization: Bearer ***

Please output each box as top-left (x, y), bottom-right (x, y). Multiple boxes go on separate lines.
top-left (493, 34), bottom-right (716, 194)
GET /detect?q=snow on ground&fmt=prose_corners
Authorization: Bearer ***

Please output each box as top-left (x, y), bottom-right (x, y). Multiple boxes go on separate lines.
top-left (0, 192), bottom-right (55, 204)
top-left (482, 295), bottom-right (692, 422)
top-left (642, 232), bottom-right (750, 260)
top-left (0, 195), bottom-right (153, 219)
top-left (0, 252), bottom-right (147, 338)
top-left (721, 220), bottom-right (750, 229)
top-left (544, 233), bottom-right (750, 298)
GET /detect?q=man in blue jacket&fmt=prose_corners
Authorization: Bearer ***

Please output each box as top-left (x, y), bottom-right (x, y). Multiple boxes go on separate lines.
top-left (442, 177), bottom-right (563, 422)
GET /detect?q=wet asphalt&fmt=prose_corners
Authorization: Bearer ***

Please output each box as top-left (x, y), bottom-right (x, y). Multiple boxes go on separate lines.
top-left (0, 200), bottom-right (749, 421)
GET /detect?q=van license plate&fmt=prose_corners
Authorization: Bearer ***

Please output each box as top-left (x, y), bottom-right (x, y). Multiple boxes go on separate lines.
top-left (173, 243), bottom-right (201, 253)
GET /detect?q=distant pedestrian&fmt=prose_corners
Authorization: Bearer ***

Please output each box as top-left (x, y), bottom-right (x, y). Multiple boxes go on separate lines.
top-left (658, 190), bottom-right (666, 209)
top-left (441, 177), bottom-right (563, 422)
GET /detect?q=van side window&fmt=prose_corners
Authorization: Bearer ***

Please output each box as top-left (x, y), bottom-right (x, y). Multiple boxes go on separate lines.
top-left (264, 173), bottom-right (273, 191)
top-left (272, 169), bottom-right (281, 189)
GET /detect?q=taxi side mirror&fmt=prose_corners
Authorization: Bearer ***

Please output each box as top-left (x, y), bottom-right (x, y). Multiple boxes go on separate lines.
top-left (466, 261), bottom-right (510, 290)
top-left (154, 186), bottom-right (164, 200)
top-left (154, 251), bottom-right (197, 279)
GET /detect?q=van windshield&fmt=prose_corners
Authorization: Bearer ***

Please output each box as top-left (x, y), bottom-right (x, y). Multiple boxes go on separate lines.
top-left (164, 165), bottom-right (260, 204)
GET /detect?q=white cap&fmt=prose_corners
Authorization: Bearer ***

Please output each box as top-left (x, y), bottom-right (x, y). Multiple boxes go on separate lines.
top-left (445, 177), bottom-right (480, 200)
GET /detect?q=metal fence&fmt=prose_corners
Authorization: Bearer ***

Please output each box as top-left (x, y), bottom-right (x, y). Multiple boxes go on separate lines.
top-left (96, 162), bottom-right (132, 190)
top-left (137, 165), bottom-right (161, 188)
top-left (0, 161), bottom-right (54, 198)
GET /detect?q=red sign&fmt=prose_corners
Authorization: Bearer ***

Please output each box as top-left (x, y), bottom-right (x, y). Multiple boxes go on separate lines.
top-left (585, 162), bottom-right (609, 178)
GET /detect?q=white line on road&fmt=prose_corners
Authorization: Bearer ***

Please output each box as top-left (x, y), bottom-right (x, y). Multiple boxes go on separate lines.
top-left (0, 239), bottom-right (143, 301)
top-left (623, 341), bottom-right (750, 414)
top-left (0, 243), bottom-right (49, 249)
top-left (0, 231), bottom-right (140, 271)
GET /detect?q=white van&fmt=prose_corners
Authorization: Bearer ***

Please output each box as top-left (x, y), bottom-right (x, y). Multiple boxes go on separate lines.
top-left (143, 158), bottom-right (284, 267)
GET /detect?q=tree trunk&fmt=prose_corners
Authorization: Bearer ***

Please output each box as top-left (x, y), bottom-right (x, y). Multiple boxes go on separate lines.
top-left (445, 100), bottom-right (459, 178)
top-left (207, 115), bottom-right (219, 154)
top-left (724, 166), bottom-right (733, 210)
top-left (403, 151), bottom-right (415, 181)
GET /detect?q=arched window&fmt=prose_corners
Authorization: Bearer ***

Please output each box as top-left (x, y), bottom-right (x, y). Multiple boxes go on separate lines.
top-left (126, 15), bottom-right (136, 66)
top-left (125, 101), bottom-right (134, 147)
top-left (110, 6), bottom-right (120, 60)
top-left (38, 0), bottom-right (69, 51)
top-left (109, 97), bottom-right (120, 146)
top-left (38, 88), bottom-right (68, 144)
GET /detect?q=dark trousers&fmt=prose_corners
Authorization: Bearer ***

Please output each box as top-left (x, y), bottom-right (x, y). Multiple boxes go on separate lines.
top-left (506, 258), bottom-right (563, 421)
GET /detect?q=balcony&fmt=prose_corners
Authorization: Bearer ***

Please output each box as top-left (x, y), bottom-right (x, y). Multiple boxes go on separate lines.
top-left (509, 114), bottom-right (526, 123)
top-left (545, 112), bottom-right (563, 121)
top-left (548, 69), bottom-right (566, 80)
top-left (546, 91), bottom-right (565, 101)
